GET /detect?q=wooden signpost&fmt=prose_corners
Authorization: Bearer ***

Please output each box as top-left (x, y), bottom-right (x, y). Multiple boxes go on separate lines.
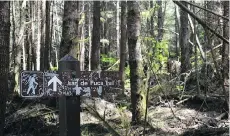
top-left (20, 54), bottom-right (122, 136)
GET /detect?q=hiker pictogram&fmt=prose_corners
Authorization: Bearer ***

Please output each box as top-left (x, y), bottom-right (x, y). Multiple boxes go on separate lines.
top-left (27, 74), bottom-right (38, 95)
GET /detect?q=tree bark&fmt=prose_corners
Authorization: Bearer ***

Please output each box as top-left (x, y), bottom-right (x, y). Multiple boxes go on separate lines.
top-left (179, 1), bottom-right (191, 74)
top-left (80, 1), bottom-right (85, 71)
top-left (91, 1), bottom-right (101, 70)
top-left (0, 2), bottom-right (10, 135)
top-left (88, 2), bottom-right (92, 71)
top-left (25, 2), bottom-right (31, 70)
top-left (150, 1), bottom-right (155, 37)
top-left (40, 1), bottom-right (46, 70)
top-left (116, 1), bottom-right (120, 57)
top-left (36, 1), bottom-right (41, 70)
top-left (14, 1), bottom-right (25, 94)
top-left (221, 1), bottom-right (229, 103)
top-left (174, 5), bottom-right (180, 57)
top-left (127, 1), bottom-right (143, 124)
top-left (60, 1), bottom-right (79, 58)
top-left (157, 0), bottom-right (163, 42)
top-left (119, 1), bottom-right (127, 94)
top-left (222, 1), bottom-right (229, 80)
top-left (44, 1), bottom-right (51, 70)
top-left (31, 1), bottom-right (36, 70)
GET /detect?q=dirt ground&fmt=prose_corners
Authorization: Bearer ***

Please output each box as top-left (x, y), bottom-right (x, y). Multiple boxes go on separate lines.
top-left (4, 90), bottom-right (229, 136)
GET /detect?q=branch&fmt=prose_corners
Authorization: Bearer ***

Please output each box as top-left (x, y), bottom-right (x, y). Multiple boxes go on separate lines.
top-left (173, 1), bottom-right (229, 44)
top-left (205, 43), bottom-right (222, 54)
top-left (106, 60), bottom-right (120, 70)
top-left (188, 15), bottom-right (205, 60)
top-left (183, 1), bottom-right (229, 21)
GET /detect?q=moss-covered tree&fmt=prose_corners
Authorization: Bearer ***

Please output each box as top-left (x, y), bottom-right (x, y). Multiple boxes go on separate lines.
top-left (127, 1), bottom-right (143, 124)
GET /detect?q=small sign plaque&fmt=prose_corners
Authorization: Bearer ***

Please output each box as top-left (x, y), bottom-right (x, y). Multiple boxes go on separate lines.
top-left (20, 71), bottom-right (44, 97)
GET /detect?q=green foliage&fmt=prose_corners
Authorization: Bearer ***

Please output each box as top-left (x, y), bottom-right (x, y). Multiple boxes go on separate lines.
top-left (100, 17), bottom-right (106, 23)
top-left (50, 67), bottom-right (58, 71)
top-left (101, 54), bottom-right (117, 64)
top-left (78, 36), bottom-right (90, 43)
top-left (176, 85), bottom-right (184, 91)
top-left (140, 4), bottom-right (159, 20)
top-left (79, 13), bottom-right (85, 25)
top-left (125, 65), bottom-right (130, 79)
top-left (142, 36), bottom-right (169, 73)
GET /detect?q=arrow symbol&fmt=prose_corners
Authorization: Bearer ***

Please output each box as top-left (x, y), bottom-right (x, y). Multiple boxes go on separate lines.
top-left (48, 76), bottom-right (62, 92)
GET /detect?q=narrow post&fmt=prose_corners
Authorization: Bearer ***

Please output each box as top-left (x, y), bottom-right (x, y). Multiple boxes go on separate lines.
top-left (58, 54), bottom-right (81, 136)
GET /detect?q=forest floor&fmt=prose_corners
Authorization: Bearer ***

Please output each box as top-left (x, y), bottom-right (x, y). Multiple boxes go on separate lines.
top-left (4, 85), bottom-right (229, 136)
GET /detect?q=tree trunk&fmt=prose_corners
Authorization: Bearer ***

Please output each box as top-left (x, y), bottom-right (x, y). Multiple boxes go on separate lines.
top-left (14, 1), bottom-right (25, 94)
top-left (116, 1), bottom-right (120, 57)
top-left (49, 1), bottom-right (54, 68)
top-left (11, 1), bottom-right (16, 68)
top-left (80, 1), bottom-right (85, 71)
top-left (88, 2), bottom-right (92, 71)
top-left (25, 2), bottom-right (31, 70)
top-left (190, 2), bottom-right (200, 95)
top-left (31, 1), bottom-right (36, 70)
top-left (60, 1), bottom-right (79, 58)
top-left (221, 1), bottom-right (229, 103)
top-left (44, 1), bottom-right (51, 70)
top-left (127, 1), bottom-right (143, 124)
top-left (150, 1), bottom-right (154, 37)
top-left (21, 2), bottom-right (26, 70)
top-left (179, 1), bottom-right (191, 75)
top-left (40, 1), bottom-right (45, 70)
top-left (119, 1), bottom-right (127, 94)
top-left (0, 2), bottom-right (10, 135)
top-left (157, 0), bottom-right (163, 42)
top-left (91, 1), bottom-right (101, 70)
top-left (222, 1), bottom-right (229, 81)
top-left (36, 1), bottom-right (41, 70)
top-left (174, 5), bottom-right (180, 57)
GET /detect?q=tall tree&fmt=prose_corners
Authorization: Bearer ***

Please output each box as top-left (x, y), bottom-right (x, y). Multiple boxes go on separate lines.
top-left (44, 1), bottom-right (51, 70)
top-left (179, 1), bottom-right (191, 75)
top-left (0, 1), bottom-right (10, 135)
top-left (157, 0), bottom-right (163, 42)
top-left (222, 1), bottom-right (229, 83)
top-left (14, 1), bottom-right (25, 94)
top-left (25, 1), bottom-right (31, 70)
top-left (116, 1), bottom-right (120, 57)
top-left (91, 1), bottom-right (101, 70)
top-left (59, 2), bottom-right (80, 135)
top-left (36, 1), bottom-right (41, 70)
top-left (60, 1), bottom-right (79, 58)
top-left (127, 1), bottom-right (143, 124)
top-left (119, 1), bottom-right (127, 93)
top-left (221, 1), bottom-right (229, 104)
top-left (174, 4), bottom-right (180, 57)
top-left (40, 1), bottom-right (46, 70)
top-left (79, 1), bottom-right (85, 71)
top-left (150, 1), bottom-right (155, 37)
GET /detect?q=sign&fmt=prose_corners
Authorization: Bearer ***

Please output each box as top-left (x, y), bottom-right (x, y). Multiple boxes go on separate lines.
top-left (20, 71), bottom-right (44, 97)
top-left (20, 70), bottom-right (122, 98)
top-left (44, 71), bottom-right (63, 97)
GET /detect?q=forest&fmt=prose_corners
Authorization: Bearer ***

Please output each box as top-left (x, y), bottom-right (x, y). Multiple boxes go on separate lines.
top-left (0, 0), bottom-right (229, 136)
